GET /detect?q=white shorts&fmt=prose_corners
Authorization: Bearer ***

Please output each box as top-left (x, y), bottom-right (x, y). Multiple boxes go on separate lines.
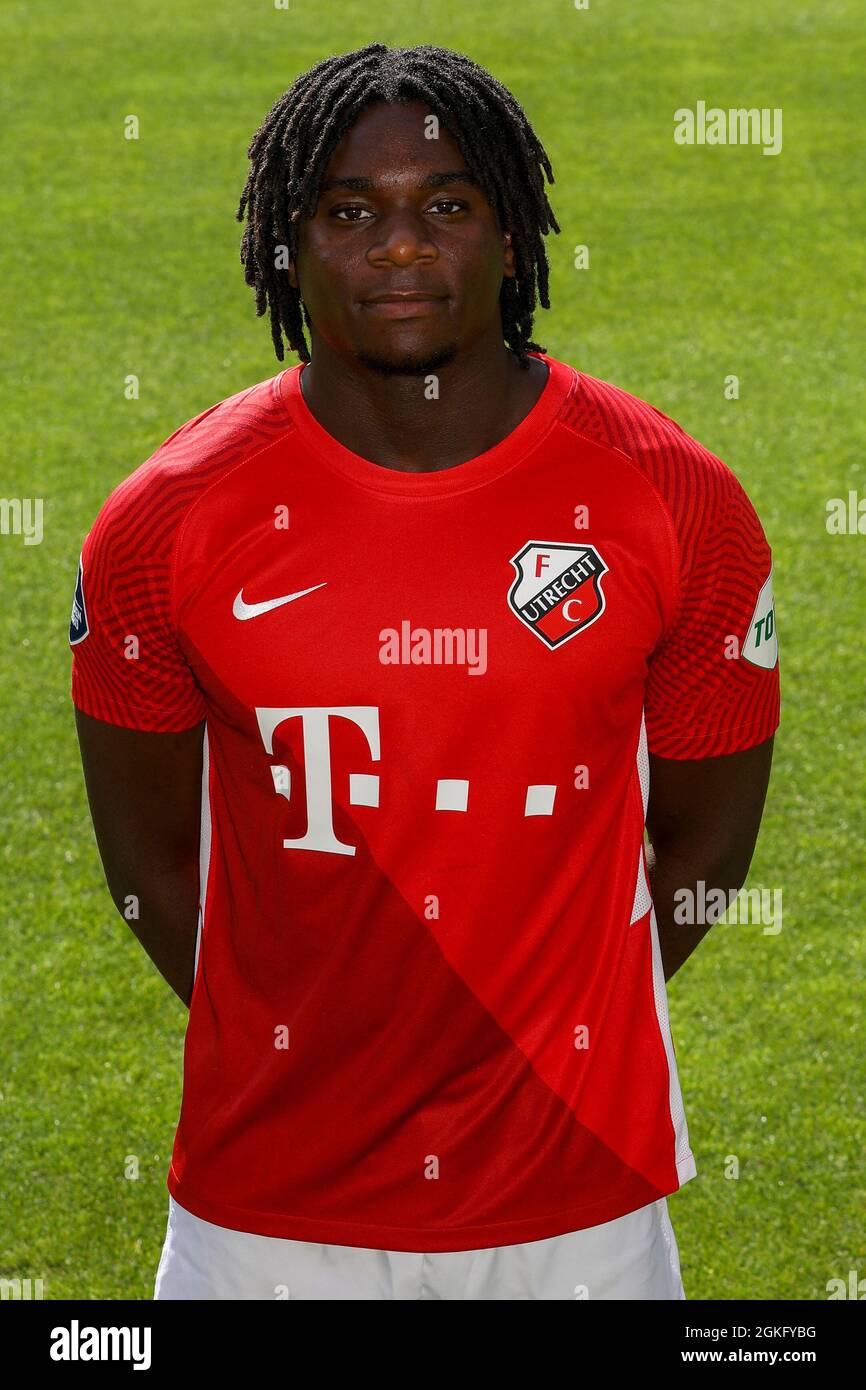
top-left (153, 1195), bottom-right (686, 1300)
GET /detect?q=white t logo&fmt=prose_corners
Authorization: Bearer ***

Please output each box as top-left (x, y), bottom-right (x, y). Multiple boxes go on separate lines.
top-left (256, 706), bottom-right (380, 856)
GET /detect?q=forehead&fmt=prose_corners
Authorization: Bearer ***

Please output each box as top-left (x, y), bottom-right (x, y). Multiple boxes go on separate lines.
top-left (318, 100), bottom-right (472, 189)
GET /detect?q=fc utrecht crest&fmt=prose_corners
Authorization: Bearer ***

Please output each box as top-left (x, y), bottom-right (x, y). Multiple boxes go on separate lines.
top-left (507, 541), bottom-right (608, 649)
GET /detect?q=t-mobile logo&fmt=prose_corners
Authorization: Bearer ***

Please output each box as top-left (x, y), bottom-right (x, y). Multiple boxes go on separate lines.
top-left (256, 704), bottom-right (565, 857)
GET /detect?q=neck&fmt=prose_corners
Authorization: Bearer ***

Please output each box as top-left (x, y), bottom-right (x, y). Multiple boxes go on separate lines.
top-left (297, 330), bottom-right (548, 473)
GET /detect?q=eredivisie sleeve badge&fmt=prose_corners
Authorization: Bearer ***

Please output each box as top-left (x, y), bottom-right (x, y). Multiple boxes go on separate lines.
top-left (69, 551), bottom-right (89, 645)
top-left (507, 541), bottom-right (608, 649)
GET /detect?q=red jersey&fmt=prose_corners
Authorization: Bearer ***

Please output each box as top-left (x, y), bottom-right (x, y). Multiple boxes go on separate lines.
top-left (69, 352), bottom-right (780, 1251)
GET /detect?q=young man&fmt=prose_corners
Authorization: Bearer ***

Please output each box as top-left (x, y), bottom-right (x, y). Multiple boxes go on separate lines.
top-left (69, 43), bottom-right (780, 1300)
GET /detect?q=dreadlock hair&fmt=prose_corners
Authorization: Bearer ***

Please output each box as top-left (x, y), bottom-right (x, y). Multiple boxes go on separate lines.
top-left (236, 43), bottom-right (560, 366)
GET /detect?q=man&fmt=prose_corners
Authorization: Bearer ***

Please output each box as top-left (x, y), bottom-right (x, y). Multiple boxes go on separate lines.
top-left (69, 43), bottom-right (780, 1300)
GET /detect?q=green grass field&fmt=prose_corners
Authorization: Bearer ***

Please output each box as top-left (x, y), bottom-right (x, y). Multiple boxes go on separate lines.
top-left (1, 0), bottom-right (863, 1299)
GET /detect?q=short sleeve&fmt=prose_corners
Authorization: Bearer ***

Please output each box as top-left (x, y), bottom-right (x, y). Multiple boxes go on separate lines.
top-left (68, 479), bottom-right (207, 733)
top-left (644, 464), bottom-right (780, 759)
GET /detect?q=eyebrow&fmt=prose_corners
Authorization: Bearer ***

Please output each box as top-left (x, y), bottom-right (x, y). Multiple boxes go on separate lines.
top-left (318, 170), bottom-right (481, 194)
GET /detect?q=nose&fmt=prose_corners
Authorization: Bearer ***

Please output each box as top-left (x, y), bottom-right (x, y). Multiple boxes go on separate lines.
top-left (366, 207), bottom-right (437, 266)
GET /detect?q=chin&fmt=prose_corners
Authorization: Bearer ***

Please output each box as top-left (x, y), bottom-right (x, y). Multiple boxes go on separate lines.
top-left (354, 339), bottom-right (459, 378)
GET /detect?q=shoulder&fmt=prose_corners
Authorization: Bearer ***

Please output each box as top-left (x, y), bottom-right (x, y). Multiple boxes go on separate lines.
top-left (559, 367), bottom-right (757, 526)
top-left (85, 372), bottom-right (294, 561)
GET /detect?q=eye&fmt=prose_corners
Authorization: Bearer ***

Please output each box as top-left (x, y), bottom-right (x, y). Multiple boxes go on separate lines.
top-left (331, 205), bottom-right (374, 222)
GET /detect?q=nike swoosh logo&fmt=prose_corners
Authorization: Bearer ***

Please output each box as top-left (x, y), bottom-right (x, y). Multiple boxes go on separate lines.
top-left (232, 582), bottom-right (327, 621)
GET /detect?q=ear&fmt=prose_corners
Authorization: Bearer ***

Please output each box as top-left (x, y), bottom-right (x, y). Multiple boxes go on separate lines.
top-left (503, 230), bottom-right (516, 279)
top-left (286, 260), bottom-right (299, 292)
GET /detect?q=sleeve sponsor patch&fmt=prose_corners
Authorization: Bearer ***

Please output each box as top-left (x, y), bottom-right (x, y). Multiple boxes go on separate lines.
top-left (741, 567), bottom-right (778, 669)
top-left (69, 552), bottom-right (89, 645)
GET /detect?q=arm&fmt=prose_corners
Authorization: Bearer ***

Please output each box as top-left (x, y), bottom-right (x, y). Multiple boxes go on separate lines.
top-left (645, 735), bottom-right (774, 981)
top-left (73, 707), bottom-right (205, 1008)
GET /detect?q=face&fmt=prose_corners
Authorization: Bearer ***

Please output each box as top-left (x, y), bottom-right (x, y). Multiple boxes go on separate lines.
top-left (286, 99), bottom-right (516, 375)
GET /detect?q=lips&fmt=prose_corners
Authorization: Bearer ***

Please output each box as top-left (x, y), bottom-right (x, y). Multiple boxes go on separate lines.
top-left (361, 291), bottom-right (448, 319)
top-left (364, 291), bottom-right (446, 302)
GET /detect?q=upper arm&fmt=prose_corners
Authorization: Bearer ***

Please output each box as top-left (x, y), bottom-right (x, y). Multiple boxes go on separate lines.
top-left (641, 446), bottom-right (780, 871)
top-left (644, 453), bottom-right (780, 760)
top-left (68, 475), bottom-right (207, 733)
top-left (73, 710), bottom-right (205, 893)
top-left (68, 472), bottom-right (208, 885)
top-left (646, 736), bottom-right (774, 877)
